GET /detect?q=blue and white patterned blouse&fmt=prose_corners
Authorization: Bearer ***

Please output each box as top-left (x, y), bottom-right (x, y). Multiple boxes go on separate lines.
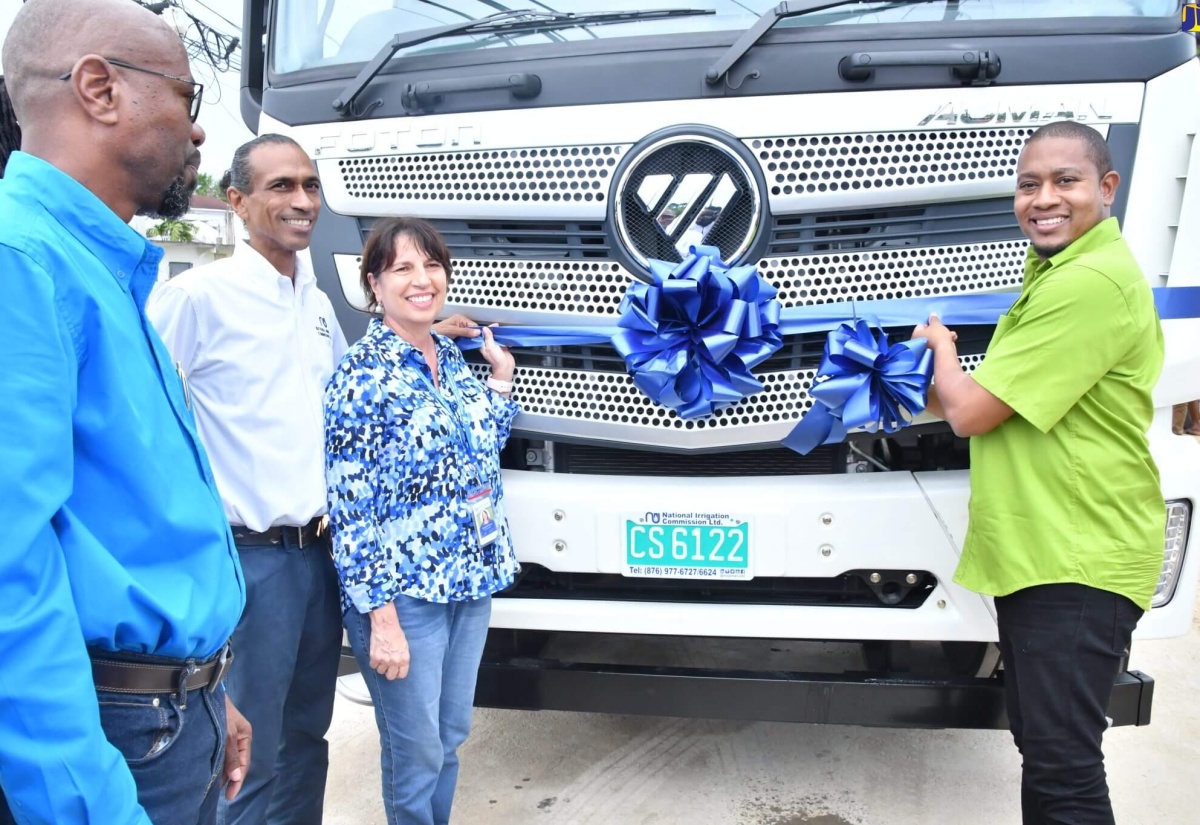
top-left (324, 318), bottom-right (521, 612)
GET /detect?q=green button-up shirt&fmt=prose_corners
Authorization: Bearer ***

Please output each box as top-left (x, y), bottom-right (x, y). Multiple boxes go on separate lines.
top-left (955, 217), bottom-right (1165, 610)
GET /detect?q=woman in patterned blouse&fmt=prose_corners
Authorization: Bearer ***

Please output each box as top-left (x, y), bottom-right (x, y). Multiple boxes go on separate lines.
top-left (324, 217), bottom-right (520, 825)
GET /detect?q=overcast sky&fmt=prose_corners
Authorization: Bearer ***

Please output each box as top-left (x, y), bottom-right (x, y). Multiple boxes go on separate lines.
top-left (1, 0), bottom-right (255, 178)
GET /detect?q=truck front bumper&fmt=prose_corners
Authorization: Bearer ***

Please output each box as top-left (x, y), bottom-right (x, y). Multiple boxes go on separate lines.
top-left (475, 655), bottom-right (1154, 730)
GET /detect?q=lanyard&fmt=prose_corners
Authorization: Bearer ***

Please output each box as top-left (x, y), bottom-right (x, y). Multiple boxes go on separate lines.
top-left (412, 349), bottom-right (481, 459)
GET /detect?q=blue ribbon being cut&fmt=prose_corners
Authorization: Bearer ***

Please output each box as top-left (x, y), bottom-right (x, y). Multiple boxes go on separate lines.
top-left (461, 246), bottom-right (1200, 454)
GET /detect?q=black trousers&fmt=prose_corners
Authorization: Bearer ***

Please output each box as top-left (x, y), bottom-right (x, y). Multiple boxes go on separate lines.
top-left (995, 583), bottom-right (1143, 825)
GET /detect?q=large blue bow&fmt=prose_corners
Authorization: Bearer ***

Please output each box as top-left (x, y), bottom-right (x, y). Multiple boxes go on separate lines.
top-left (782, 321), bottom-right (933, 455)
top-left (610, 245), bottom-right (782, 419)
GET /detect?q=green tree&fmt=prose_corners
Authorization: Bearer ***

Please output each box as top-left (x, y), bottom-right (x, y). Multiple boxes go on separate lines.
top-left (194, 172), bottom-right (221, 199)
top-left (148, 218), bottom-right (197, 243)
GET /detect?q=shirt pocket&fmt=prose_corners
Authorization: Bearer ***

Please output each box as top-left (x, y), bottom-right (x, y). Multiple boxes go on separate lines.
top-left (986, 312), bottom-right (1016, 352)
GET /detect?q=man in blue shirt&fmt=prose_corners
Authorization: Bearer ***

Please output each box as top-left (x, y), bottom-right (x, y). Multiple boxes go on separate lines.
top-left (0, 1), bottom-right (249, 823)
top-left (0, 78), bottom-right (16, 175)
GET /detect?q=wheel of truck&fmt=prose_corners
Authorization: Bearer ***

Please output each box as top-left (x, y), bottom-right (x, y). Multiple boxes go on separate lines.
top-left (335, 671), bottom-right (373, 705)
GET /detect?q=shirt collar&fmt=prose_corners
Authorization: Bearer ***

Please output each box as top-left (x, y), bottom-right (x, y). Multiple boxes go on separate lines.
top-left (4, 151), bottom-right (163, 302)
top-left (1023, 216), bottom-right (1121, 285)
top-left (230, 240), bottom-right (315, 293)
top-left (366, 317), bottom-right (454, 361)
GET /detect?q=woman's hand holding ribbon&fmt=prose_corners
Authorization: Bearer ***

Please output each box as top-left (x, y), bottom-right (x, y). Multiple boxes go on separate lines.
top-left (479, 325), bottom-right (515, 385)
top-left (434, 313), bottom-right (482, 339)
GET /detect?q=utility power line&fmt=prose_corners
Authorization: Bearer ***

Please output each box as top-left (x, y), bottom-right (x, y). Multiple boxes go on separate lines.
top-left (137, 0), bottom-right (242, 74)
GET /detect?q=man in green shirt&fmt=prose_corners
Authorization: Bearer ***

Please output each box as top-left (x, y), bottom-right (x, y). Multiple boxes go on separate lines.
top-left (913, 120), bottom-right (1164, 825)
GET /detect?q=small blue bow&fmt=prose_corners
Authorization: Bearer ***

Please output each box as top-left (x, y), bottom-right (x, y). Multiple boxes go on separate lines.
top-left (782, 320), bottom-right (933, 455)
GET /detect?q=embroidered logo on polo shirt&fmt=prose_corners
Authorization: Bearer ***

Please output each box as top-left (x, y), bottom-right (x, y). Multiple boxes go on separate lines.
top-left (316, 315), bottom-right (332, 341)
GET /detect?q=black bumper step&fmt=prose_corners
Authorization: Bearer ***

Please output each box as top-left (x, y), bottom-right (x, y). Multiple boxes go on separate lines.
top-left (474, 657), bottom-right (1153, 730)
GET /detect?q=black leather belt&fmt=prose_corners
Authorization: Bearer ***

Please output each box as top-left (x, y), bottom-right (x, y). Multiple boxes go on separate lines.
top-left (90, 643), bottom-right (233, 695)
top-left (231, 516), bottom-right (326, 548)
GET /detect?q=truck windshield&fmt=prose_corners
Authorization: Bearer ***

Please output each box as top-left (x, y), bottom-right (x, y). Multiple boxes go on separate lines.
top-left (273, 0), bottom-right (1182, 75)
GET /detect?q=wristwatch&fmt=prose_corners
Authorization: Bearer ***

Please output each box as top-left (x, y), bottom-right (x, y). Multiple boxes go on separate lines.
top-left (486, 376), bottom-right (514, 393)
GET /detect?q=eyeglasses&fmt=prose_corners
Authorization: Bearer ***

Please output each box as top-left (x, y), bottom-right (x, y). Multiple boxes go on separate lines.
top-left (59, 58), bottom-right (203, 123)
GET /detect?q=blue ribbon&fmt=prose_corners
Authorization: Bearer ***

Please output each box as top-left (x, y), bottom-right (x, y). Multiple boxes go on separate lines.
top-left (779, 286), bottom-right (1200, 454)
top-left (459, 247), bottom-right (1200, 451)
top-left (781, 322), bottom-right (933, 456)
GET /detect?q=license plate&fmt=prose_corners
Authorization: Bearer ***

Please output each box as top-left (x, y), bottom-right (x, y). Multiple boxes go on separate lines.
top-left (623, 512), bottom-right (751, 580)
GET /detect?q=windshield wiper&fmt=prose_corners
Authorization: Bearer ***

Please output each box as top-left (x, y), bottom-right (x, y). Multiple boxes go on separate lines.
top-left (705, 0), bottom-right (936, 86)
top-left (333, 7), bottom-right (716, 116)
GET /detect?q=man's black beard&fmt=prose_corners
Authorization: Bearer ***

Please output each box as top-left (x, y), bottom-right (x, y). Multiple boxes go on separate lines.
top-left (1031, 241), bottom-right (1069, 260)
top-left (138, 174), bottom-right (194, 220)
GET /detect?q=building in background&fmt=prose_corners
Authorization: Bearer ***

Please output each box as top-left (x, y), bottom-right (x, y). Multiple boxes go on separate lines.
top-left (133, 195), bottom-right (245, 280)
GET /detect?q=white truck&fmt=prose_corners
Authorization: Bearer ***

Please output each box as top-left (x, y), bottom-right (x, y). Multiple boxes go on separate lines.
top-left (240, 0), bottom-right (1200, 728)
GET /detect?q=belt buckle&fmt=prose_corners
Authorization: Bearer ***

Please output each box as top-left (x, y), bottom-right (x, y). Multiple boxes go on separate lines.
top-left (298, 524), bottom-right (305, 549)
top-left (209, 644), bottom-right (234, 691)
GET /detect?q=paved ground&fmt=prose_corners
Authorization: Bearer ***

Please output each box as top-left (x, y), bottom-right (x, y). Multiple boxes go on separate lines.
top-left (324, 593), bottom-right (1199, 825)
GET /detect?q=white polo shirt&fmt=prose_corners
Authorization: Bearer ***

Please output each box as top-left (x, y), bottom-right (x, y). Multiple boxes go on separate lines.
top-left (147, 242), bottom-right (348, 532)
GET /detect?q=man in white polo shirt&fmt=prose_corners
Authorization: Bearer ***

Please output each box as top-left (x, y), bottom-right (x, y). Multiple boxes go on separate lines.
top-left (149, 134), bottom-right (481, 824)
top-left (147, 134), bottom-right (345, 825)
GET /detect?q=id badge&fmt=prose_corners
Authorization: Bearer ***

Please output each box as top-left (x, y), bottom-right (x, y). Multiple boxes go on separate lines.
top-left (467, 486), bottom-right (499, 547)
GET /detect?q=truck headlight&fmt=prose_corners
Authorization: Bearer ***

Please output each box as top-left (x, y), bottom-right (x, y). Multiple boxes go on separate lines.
top-left (1153, 500), bottom-right (1191, 608)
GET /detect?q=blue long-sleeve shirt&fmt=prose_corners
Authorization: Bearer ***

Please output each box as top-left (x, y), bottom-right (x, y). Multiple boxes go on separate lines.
top-left (324, 318), bottom-right (520, 612)
top-left (0, 152), bottom-right (245, 825)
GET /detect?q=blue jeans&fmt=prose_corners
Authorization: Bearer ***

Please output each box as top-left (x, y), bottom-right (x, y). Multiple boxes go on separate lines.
top-left (996, 584), bottom-right (1144, 825)
top-left (0, 662), bottom-right (227, 825)
top-left (219, 536), bottom-right (342, 825)
top-left (344, 595), bottom-right (492, 825)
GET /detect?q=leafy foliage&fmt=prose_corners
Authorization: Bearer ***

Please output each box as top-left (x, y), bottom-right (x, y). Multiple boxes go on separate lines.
top-left (148, 218), bottom-right (198, 243)
top-left (194, 172), bottom-right (224, 200)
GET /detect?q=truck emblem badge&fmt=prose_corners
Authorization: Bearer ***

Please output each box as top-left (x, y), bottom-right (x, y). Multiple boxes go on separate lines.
top-left (613, 133), bottom-right (763, 268)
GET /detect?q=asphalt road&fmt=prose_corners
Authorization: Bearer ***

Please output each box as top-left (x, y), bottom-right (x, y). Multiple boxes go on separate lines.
top-left (323, 592), bottom-right (1199, 825)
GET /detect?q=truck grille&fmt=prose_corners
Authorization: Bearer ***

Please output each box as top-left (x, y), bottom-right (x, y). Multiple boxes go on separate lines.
top-left (750, 127), bottom-right (1036, 197)
top-left (336, 144), bottom-right (625, 204)
top-left (762, 240), bottom-right (1025, 307)
top-left (329, 123), bottom-right (1040, 449)
top-left (469, 354), bottom-right (983, 449)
